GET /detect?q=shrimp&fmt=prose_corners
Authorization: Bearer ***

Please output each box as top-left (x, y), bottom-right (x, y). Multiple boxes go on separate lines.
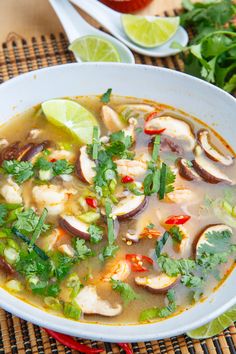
top-left (0, 177), bottom-right (22, 204)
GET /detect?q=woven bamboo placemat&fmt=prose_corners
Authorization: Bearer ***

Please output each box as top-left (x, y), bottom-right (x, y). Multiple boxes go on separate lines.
top-left (0, 10), bottom-right (236, 354)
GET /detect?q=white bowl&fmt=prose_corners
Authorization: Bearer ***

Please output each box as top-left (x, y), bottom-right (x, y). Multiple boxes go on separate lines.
top-left (0, 63), bottom-right (235, 342)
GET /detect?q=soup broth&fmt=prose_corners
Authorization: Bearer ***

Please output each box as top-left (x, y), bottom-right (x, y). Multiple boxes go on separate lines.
top-left (0, 94), bottom-right (235, 325)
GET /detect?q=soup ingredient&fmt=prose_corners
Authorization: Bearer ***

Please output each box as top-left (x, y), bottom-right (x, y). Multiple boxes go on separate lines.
top-left (100, 88), bottom-right (112, 104)
top-left (42, 99), bottom-right (99, 145)
top-left (121, 15), bottom-right (180, 48)
top-left (85, 197), bottom-right (97, 209)
top-left (178, 158), bottom-right (201, 181)
top-left (117, 343), bottom-right (133, 354)
top-left (2, 160), bottom-right (34, 184)
top-left (139, 289), bottom-right (176, 322)
top-left (0, 256), bottom-right (15, 275)
top-left (192, 155), bottom-right (233, 184)
top-left (30, 208), bottom-right (48, 246)
top-left (101, 105), bottom-right (126, 132)
top-left (178, 0), bottom-right (236, 93)
top-left (165, 215), bottom-right (191, 225)
top-left (100, 0), bottom-right (152, 13)
top-left (155, 231), bottom-right (170, 258)
top-left (212, 198), bottom-right (236, 228)
top-left (44, 328), bottom-right (103, 353)
top-left (59, 215), bottom-right (90, 240)
top-left (111, 193), bottom-right (147, 220)
top-left (121, 175), bottom-right (134, 184)
top-left (76, 146), bottom-right (96, 184)
top-left (102, 260), bottom-right (131, 281)
top-left (0, 178), bottom-right (22, 204)
top-left (75, 286), bottom-right (122, 316)
top-left (186, 305), bottom-right (236, 339)
top-left (69, 35), bottom-right (121, 63)
top-left (135, 273), bottom-right (179, 293)
top-left (166, 188), bottom-right (195, 203)
top-left (126, 254), bottom-right (153, 272)
top-left (197, 130), bottom-right (233, 166)
top-left (116, 159), bottom-right (147, 177)
top-left (145, 115), bottom-right (195, 151)
top-left (111, 279), bottom-right (139, 305)
top-left (118, 104), bottom-right (155, 121)
top-left (195, 224), bottom-right (233, 257)
top-left (21, 141), bottom-right (50, 162)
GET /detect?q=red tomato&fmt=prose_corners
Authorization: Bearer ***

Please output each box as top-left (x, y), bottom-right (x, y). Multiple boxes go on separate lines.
top-left (85, 197), bottom-right (98, 209)
top-left (121, 175), bottom-right (134, 183)
top-left (100, 0), bottom-right (153, 13)
top-left (126, 254), bottom-right (153, 272)
top-left (165, 215), bottom-right (191, 225)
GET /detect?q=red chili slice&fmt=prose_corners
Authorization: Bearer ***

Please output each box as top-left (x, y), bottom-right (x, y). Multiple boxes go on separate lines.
top-left (126, 254), bottom-right (153, 272)
top-left (121, 175), bottom-right (134, 184)
top-left (100, 0), bottom-right (152, 13)
top-left (165, 215), bottom-right (191, 225)
top-left (50, 158), bottom-right (57, 163)
top-left (144, 111), bottom-right (166, 135)
top-left (44, 329), bottom-right (103, 353)
top-left (85, 197), bottom-right (98, 209)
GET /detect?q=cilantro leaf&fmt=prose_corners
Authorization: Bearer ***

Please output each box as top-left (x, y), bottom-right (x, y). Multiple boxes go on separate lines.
top-left (13, 208), bottom-right (50, 236)
top-left (52, 159), bottom-right (74, 175)
top-left (197, 229), bottom-right (233, 256)
top-left (2, 160), bottom-right (34, 183)
top-left (99, 244), bottom-right (119, 261)
top-left (181, 274), bottom-right (203, 288)
top-left (101, 88), bottom-right (112, 103)
top-left (111, 279), bottom-right (139, 305)
top-left (51, 252), bottom-right (75, 281)
top-left (0, 204), bottom-right (8, 226)
top-left (88, 225), bottom-right (103, 244)
top-left (157, 255), bottom-right (196, 277)
top-left (34, 157), bottom-right (51, 171)
top-left (169, 226), bottom-right (184, 243)
top-left (73, 238), bottom-right (93, 260)
top-left (155, 232), bottom-right (170, 258)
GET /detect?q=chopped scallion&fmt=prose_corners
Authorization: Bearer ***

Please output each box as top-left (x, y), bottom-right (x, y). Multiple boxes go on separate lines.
top-left (105, 200), bottom-right (115, 245)
top-left (30, 208), bottom-right (48, 246)
top-left (92, 126), bottom-right (99, 160)
top-left (155, 231), bottom-right (170, 258)
top-left (159, 162), bottom-right (167, 200)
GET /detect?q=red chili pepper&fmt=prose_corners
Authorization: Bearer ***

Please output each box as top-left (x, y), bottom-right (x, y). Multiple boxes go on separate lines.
top-left (117, 343), bottom-right (133, 354)
top-left (85, 197), bottom-right (98, 209)
top-left (165, 215), bottom-right (191, 225)
top-left (50, 158), bottom-right (57, 162)
top-left (126, 254), bottom-right (153, 272)
top-left (44, 329), bottom-right (103, 353)
top-left (121, 175), bottom-right (134, 184)
top-left (145, 111), bottom-right (161, 123)
top-left (100, 0), bottom-right (152, 13)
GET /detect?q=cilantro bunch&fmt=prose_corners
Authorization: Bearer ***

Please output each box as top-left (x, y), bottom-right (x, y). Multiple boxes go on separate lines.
top-left (177, 0), bottom-right (236, 93)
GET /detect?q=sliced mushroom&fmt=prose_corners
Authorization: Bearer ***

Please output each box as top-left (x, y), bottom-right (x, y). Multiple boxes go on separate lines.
top-left (135, 273), bottom-right (179, 293)
top-left (0, 142), bottom-right (21, 164)
top-left (145, 116), bottom-right (195, 151)
top-left (101, 105), bottom-right (126, 133)
top-left (194, 224), bottom-right (233, 256)
top-left (192, 155), bottom-right (233, 184)
top-left (58, 244), bottom-right (75, 257)
top-left (75, 146), bottom-right (96, 184)
top-left (112, 194), bottom-right (147, 221)
top-left (0, 256), bottom-right (15, 275)
top-left (115, 159), bottom-right (147, 177)
top-left (75, 286), bottom-right (122, 317)
top-left (59, 215), bottom-right (90, 240)
top-left (101, 260), bottom-right (131, 282)
top-left (161, 137), bottom-right (183, 154)
top-left (197, 129), bottom-right (233, 166)
top-left (178, 158), bottom-right (201, 181)
top-left (21, 141), bottom-right (50, 161)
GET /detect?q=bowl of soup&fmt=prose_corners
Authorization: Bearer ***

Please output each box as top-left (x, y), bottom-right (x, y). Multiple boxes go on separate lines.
top-left (0, 63), bottom-right (235, 342)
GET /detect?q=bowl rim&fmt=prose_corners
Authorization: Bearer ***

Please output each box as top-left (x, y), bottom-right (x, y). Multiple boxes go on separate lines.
top-left (0, 62), bottom-right (235, 342)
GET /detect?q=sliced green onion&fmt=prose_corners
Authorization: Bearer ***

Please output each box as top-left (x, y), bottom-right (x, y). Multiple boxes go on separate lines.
top-left (63, 302), bottom-right (82, 320)
top-left (7, 239), bottom-right (19, 251)
top-left (155, 231), bottom-right (170, 258)
top-left (78, 212), bottom-right (100, 223)
top-left (44, 297), bottom-right (63, 311)
top-left (92, 126), bottom-right (99, 160)
top-left (159, 162), bottom-right (167, 200)
top-left (30, 208), bottom-right (48, 246)
top-left (4, 247), bottom-right (19, 264)
top-left (152, 135), bottom-right (161, 161)
top-left (105, 200), bottom-right (115, 245)
top-left (222, 200), bottom-right (233, 215)
top-left (12, 227), bottom-right (49, 261)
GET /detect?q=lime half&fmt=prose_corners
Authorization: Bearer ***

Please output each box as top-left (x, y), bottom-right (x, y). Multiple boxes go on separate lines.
top-left (69, 35), bottom-right (121, 62)
top-left (187, 306), bottom-right (236, 339)
top-left (42, 99), bottom-right (99, 145)
top-left (122, 15), bottom-right (180, 48)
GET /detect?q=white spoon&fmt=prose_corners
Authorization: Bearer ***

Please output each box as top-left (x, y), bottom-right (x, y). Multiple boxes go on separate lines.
top-left (49, 0), bottom-right (135, 63)
top-left (70, 0), bottom-right (189, 57)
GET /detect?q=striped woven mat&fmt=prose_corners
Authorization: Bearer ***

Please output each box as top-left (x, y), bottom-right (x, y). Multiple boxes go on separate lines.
top-left (0, 10), bottom-right (235, 354)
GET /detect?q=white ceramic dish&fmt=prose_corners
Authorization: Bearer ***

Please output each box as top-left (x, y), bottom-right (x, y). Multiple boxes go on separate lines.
top-left (0, 63), bottom-right (235, 342)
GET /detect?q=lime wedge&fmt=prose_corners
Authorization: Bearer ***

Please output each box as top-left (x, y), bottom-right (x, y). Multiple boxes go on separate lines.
top-left (42, 99), bottom-right (99, 145)
top-left (187, 306), bottom-right (236, 339)
top-left (121, 15), bottom-right (180, 48)
top-left (69, 35), bottom-right (121, 62)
